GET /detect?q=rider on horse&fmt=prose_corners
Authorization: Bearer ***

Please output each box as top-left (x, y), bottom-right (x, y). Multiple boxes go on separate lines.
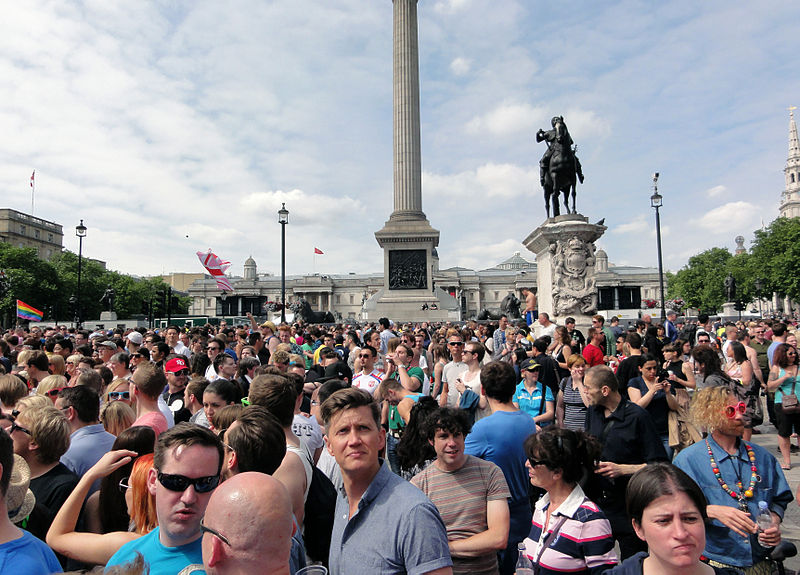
top-left (537, 116), bottom-right (584, 186)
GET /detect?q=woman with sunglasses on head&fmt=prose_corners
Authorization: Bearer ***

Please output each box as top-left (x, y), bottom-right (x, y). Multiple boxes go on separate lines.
top-left (767, 343), bottom-right (800, 470)
top-left (607, 463), bottom-right (740, 575)
top-left (46, 449), bottom-right (158, 566)
top-left (34, 374), bottom-right (68, 403)
top-left (521, 427), bottom-right (618, 574)
top-left (673, 386), bottom-right (793, 574)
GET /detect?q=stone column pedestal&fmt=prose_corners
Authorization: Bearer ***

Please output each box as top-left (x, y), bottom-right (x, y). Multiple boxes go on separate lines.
top-left (522, 214), bottom-right (607, 329)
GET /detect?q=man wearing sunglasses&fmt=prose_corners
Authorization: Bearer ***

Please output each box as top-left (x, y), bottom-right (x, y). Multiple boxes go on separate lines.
top-left (440, 334), bottom-right (468, 407)
top-left (351, 346), bottom-right (384, 397)
top-left (56, 386), bottom-right (116, 495)
top-left (107, 423), bottom-right (224, 573)
top-left (164, 357), bottom-right (191, 424)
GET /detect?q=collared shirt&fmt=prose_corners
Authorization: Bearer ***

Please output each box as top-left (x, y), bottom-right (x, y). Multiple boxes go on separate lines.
top-left (513, 382), bottom-right (554, 422)
top-left (329, 462), bottom-right (452, 575)
top-left (674, 435), bottom-right (793, 567)
top-left (585, 397), bottom-right (668, 509)
top-left (61, 423), bottom-right (117, 495)
top-left (523, 484), bottom-right (618, 575)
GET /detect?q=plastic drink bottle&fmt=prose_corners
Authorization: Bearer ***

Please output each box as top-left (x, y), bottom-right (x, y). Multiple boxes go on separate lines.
top-left (516, 542), bottom-right (534, 575)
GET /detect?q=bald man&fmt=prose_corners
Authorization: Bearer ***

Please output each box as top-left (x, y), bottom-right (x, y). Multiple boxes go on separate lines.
top-left (202, 472), bottom-right (294, 575)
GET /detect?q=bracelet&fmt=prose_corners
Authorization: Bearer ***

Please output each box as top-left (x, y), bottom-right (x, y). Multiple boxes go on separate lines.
top-left (398, 364), bottom-right (407, 370)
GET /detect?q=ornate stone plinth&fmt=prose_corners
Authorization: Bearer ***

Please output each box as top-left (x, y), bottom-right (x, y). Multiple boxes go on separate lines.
top-left (522, 214), bottom-right (607, 328)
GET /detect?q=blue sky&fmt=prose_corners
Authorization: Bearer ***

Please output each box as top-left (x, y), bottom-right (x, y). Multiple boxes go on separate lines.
top-left (1, 0), bottom-right (798, 279)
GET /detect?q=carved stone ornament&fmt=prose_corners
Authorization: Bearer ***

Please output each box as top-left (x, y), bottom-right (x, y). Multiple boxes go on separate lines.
top-left (550, 235), bottom-right (598, 316)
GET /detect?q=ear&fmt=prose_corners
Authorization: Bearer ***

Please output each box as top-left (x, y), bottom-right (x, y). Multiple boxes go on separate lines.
top-left (632, 519), bottom-right (646, 542)
top-left (324, 434), bottom-right (333, 456)
top-left (207, 534), bottom-right (225, 567)
top-left (227, 450), bottom-right (238, 474)
top-left (378, 426), bottom-right (386, 452)
top-left (428, 438), bottom-right (435, 448)
top-left (147, 466), bottom-right (158, 496)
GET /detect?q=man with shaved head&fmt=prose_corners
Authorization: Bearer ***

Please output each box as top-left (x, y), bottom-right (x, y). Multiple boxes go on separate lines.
top-left (202, 472), bottom-right (294, 575)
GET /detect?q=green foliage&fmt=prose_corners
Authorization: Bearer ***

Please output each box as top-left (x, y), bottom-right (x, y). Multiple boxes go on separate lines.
top-left (669, 247), bottom-right (732, 313)
top-left (0, 246), bottom-right (189, 327)
top-left (750, 217), bottom-right (800, 301)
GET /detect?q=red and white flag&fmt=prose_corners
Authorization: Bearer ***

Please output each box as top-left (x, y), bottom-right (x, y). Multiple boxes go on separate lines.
top-left (197, 249), bottom-right (233, 292)
top-left (314, 247), bottom-right (324, 255)
top-left (30, 170), bottom-right (35, 188)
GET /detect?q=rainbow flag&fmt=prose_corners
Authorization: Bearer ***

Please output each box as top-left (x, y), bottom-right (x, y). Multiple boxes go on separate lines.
top-left (17, 300), bottom-right (43, 322)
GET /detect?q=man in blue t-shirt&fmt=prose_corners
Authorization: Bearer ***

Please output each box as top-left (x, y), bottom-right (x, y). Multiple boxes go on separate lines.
top-left (106, 423), bottom-right (224, 574)
top-left (0, 434), bottom-right (61, 574)
top-left (465, 361), bottom-right (538, 575)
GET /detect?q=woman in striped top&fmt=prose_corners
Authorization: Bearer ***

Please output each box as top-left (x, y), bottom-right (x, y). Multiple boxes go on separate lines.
top-left (522, 427), bottom-right (618, 574)
top-left (556, 355), bottom-right (589, 431)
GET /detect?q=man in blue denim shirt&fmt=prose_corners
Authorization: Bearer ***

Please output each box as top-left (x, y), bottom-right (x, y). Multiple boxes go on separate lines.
top-left (674, 386), bottom-right (793, 571)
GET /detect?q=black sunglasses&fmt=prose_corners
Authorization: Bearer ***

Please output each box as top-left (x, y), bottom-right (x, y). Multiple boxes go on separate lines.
top-left (528, 458), bottom-right (550, 468)
top-left (448, 341), bottom-right (464, 346)
top-left (10, 422), bottom-right (31, 436)
top-left (200, 519), bottom-right (231, 546)
top-left (157, 472), bottom-right (220, 493)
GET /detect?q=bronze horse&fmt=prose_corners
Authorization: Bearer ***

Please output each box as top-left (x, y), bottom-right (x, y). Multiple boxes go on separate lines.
top-left (538, 117), bottom-right (584, 217)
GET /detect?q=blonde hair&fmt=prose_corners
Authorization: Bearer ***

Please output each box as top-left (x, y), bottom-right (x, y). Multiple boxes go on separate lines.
top-left (101, 401), bottom-right (136, 436)
top-left (47, 353), bottom-right (66, 376)
top-left (19, 405), bottom-right (70, 464)
top-left (0, 374), bottom-right (28, 408)
top-left (690, 386), bottom-right (733, 431)
top-left (36, 375), bottom-right (68, 398)
top-left (15, 394), bottom-right (50, 413)
top-left (104, 378), bottom-right (132, 404)
top-left (16, 350), bottom-right (33, 368)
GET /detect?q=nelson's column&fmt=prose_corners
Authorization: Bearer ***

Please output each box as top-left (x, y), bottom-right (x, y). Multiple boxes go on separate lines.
top-left (365, 0), bottom-right (457, 321)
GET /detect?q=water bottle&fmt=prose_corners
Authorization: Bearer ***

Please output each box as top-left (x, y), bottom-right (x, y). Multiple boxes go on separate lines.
top-left (756, 501), bottom-right (772, 533)
top-left (516, 542), bottom-right (534, 575)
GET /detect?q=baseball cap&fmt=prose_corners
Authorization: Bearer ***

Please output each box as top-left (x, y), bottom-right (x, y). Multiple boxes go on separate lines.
top-left (165, 357), bottom-right (188, 373)
top-left (520, 358), bottom-right (541, 372)
top-left (126, 332), bottom-right (143, 345)
top-left (260, 321), bottom-right (277, 331)
top-left (97, 340), bottom-right (117, 350)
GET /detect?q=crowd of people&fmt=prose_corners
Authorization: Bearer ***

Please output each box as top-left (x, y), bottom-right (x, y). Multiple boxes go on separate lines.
top-left (0, 309), bottom-right (798, 574)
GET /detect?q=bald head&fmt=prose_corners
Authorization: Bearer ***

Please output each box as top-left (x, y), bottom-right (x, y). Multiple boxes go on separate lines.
top-left (202, 472), bottom-right (293, 575)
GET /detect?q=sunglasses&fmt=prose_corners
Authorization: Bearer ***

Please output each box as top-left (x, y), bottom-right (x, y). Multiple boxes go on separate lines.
top-left (118, 477), bottom-right (131, 493)
top-left (157, 472), bottom-right (220, 493)
top-left (200, 519), bottom-right (231, 546)
top-left (109, 391), bottom-right (131, 401)
top-left (45, 387), bottom-right (66, 397)
top-left (358, 354), bottom-right (373, 359)
top-left (528, 459), bottom-right (550, 468)
top-left (724, 402), bottom-right (747, 419)
top-left (10, 422), bottom-right (31, 436)
top-left (207, 347), bottom-right (221, 352)
top-left (170, 369), bottom-right (190, 377)
top-left (448, 341), bottom-right (464, 347)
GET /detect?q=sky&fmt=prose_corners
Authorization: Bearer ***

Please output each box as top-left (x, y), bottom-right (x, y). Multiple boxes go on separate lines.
top-left (1, 0), bottom-right (799, 281)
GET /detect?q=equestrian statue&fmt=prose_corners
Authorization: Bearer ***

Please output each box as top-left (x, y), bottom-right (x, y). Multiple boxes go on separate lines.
top-left (537, 116), bottom-right (585, 218)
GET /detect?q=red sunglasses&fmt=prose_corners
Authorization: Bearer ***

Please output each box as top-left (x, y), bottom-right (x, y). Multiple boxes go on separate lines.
top-left (724, 402), bottom-right (747, 418)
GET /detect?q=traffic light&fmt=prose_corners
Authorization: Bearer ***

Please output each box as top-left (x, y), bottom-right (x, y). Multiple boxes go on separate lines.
top-left (734, 301), bottom-right (745, 312)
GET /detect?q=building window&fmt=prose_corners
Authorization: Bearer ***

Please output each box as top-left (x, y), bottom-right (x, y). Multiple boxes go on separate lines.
top-left (494, 291), bottom-right (499, 300)
top-left (350, 294), bottom-right (354, 304)
top-left (207, 298), bottom-right (213, 307)
top-left (19, 225), bottom-right (26, 235)
top-left (336, 295), bottom-right (341, 304)
top-left (48, 233), bottom-right (53, 242)
top-left (469, 291), bottom-right (475, 300)
top-left (310, 295), bottom-right (317, 305)
top-left (34, 229), bottom-right (40, 239)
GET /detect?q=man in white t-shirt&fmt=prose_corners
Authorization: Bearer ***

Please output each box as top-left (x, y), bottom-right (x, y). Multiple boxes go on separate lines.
top-left (440, 334), bottom-right (468, 407)
top-left (351, 345), bottom-right (384, 396)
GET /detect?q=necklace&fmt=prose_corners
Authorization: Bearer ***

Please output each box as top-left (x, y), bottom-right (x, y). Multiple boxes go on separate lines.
top-left (706, 438), bottom-right (757, 511)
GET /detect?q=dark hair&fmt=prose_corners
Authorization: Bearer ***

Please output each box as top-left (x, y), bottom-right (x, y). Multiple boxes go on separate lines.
top-left (772, 323), bottom-right (787, 338)
top-left (773, 343), bottom-right (798, 369)
top-left (205, 379), bottom-right (241, 406)
top-left (698, 313), bottom-right (710, 324)
top-left (190, 352), bottom-right (210, 377)
top-left (480, 361), bottom-right (516, 402)
top-left (523, 427), bottom-right (601, 485)
top-left (728, 341), bottom-right (747, 365)
top-left (0, 426), bottom-right (12, 496)
top-left (532, 339), bottom-right (549, 353)
top-left (626, 332), bottom-right (642, 349)
top-left (153, 342), bottom-right (171, 358)
top-left (154, 422), bottom-right (223, 475)
top-left (248, 374), bottom-right (296, 427)
top-left (185, 377), bottom-right (210, 404)
top-left (99, 426), bottom-right (156, 533)
top-left (397, 396), bottom-right (438, 472)
top-left (318, 379), bottom-right (349, 404)
top-left (425, 407), bottom-right (472, 441)
top-left (360, 345), bottom-right (377, 358)
top-left (58, 385), bottom-right (101, 423)
top-left (466, 342), bottom-right (486, 363)
top-left (26, 350), bottom-right (49, 371)
top-left (227, 406), bottom-right (287, 475)
top-left (691, 346), bottom-right (727, 378)
top-left (626, 462), bottom-right (708, 525)
top-left (585, 365), bottom-right (619, 393)
top-left (211, 404), bottom-right (244, 434)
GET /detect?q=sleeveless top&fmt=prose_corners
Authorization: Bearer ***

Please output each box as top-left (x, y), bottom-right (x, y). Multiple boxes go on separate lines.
top-left (286, 442), bottom-right (313, 500)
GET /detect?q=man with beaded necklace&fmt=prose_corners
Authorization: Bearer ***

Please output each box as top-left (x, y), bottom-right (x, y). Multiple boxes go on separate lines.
top-left (674, 386), bottom-right (792, 574)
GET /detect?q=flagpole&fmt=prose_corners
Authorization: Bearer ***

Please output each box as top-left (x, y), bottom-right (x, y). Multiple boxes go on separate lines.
top-left (30, 170), bottom-right (35, 216)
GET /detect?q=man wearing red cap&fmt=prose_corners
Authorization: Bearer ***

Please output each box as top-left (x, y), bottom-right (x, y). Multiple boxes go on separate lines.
top-left (164, 357), bottom-right (191, 424)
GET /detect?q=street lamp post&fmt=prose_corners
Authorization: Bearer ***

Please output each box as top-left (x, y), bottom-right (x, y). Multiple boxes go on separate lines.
top-left (650, 174), bottom-right (666, 324)
top-left (75, 220), bottom-right (87, 328)
top-left (755, 278), bottom-right (763, 318)
top-left (278, 203), bottom-right (289, 324)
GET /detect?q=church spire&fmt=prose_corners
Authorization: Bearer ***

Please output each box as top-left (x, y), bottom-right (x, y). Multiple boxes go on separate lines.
top-left (779, 106), bottom-right (800, 219)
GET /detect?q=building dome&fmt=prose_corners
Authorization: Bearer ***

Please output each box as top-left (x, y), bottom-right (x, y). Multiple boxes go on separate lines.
top-left (595, 249), bottom-right (608, 273)
top-left (243, 256), bottom-right (257, 280)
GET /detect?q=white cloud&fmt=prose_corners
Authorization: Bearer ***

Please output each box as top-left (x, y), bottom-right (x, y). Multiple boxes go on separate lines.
top-left (706, 185), bottom-right (727, 198)
top-left (433, 0), bottom-right (471, 15)
top-left (450, 57), bottom-right (471, 76)
top-left (424, 163), bottom-right (537, 199)
top-left (466, 102), bottom-right (547, 137)
top-left (611, 215), bottom-right (649, 235)
top-left (449, 238), bottom-right (527, 271)
top-left (688, 201), bottom-right (760, 233)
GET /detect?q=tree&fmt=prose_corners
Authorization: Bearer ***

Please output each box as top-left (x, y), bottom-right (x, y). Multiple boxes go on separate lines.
top-left (750, 217), bottom-right (800, 301)
top-left (0, 244), bottom-right (61, 327)
top-left (668, 247), bottom-right (732, 313)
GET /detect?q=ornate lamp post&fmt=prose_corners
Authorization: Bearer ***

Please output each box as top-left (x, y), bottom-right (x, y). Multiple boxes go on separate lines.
top-left (75, 220), bottom-right (87, 327)
top-left (278, 203), bottom-right (289, 324)
top-left (650, 174), bottom-right (666, 324)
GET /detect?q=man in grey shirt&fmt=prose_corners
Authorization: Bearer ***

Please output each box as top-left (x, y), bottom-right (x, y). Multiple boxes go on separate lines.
top-left (321, 387), bottom-right (453, 575)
